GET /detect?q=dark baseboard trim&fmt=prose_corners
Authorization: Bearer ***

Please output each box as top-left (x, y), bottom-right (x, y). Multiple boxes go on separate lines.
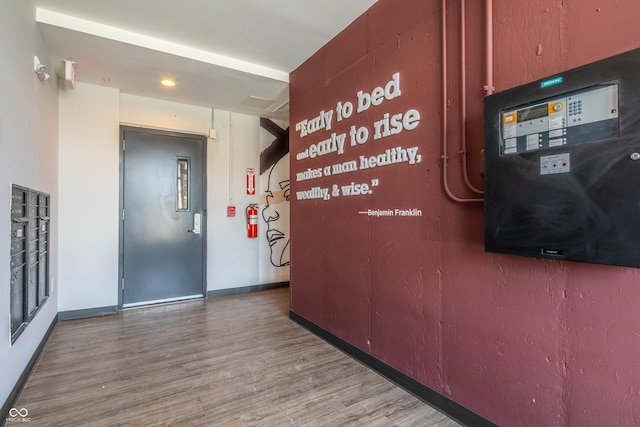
top-left (207, 281), bottom-right (289, 298)
top-left (1, 315), bottom-right (57, 427)
top-left (289, 311), bottom-right (497, 427)
top-left (58, 305), bottom-right (118, 321)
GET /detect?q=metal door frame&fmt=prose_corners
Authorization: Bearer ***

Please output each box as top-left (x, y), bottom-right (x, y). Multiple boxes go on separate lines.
top-left (118, 125), bottom-right (207, 309)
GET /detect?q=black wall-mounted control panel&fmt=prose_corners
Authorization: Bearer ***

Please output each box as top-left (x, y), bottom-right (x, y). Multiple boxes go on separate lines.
top-left (484, 48), bottom-right (640, 268)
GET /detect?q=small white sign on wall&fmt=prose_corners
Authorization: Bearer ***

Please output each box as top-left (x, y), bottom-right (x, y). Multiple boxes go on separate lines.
top-left (540, 153), bottom-right (570, 175)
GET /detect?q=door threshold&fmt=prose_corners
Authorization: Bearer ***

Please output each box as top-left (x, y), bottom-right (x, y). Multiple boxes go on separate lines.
top-left (123, 294), bottom-right (203, 309)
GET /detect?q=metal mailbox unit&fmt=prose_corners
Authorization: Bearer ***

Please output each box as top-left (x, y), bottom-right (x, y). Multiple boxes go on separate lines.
top-left (484, 48), bottom-right (640, 268)
top-left (10, 185), bottom-right (50, 342)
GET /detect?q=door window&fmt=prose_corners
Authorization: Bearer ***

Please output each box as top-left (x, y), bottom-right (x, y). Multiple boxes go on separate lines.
top-left (177, 157), bottom-right (190, 211)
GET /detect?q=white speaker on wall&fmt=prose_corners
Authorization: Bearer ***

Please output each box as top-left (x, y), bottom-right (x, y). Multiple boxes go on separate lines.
top-left (64, 59), bottom-right (77, 89)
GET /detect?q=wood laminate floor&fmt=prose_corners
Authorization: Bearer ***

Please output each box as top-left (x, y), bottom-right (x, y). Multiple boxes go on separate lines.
top-left (13, 288), bottom-right (461, 426)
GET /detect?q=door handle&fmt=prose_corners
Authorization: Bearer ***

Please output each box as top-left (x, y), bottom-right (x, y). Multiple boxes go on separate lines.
top-left (188, 213), bottom-right (201, 234)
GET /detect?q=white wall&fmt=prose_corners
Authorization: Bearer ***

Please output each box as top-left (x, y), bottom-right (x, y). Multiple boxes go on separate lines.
top-left (120, 94), bottom-right (211, 135)
top-left (208, 112), bottom-right (262, 290)
top-left (0, 0), bottom-right (59, 408)
top-left (58, 82), bottom-right (120, 311)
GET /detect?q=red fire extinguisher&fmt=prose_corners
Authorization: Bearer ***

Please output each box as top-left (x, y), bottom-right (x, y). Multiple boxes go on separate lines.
top-left (246, 204), bottom-right (258, 238)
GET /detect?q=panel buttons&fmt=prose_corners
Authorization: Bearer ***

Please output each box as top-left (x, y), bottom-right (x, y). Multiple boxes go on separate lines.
top-left (568, 100), bottom-right (583, 116)
top-left (548, 102), bottom-right (564, 114)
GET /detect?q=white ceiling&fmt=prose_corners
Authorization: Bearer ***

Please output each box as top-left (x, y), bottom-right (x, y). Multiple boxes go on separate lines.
top-left (35, 0), bottom-right (377, 120)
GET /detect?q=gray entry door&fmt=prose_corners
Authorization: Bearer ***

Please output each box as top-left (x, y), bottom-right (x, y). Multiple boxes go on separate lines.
top-left (121, 128), bottom-right (205, 307)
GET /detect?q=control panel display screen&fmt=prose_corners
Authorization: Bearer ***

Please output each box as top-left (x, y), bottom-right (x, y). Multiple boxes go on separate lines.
top-left (517, 104), bottom-right (549, 122)
top-left (499, 84), bottom-right (619, 155)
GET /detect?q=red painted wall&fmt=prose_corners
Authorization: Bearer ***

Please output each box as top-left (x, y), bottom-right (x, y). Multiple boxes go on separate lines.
top-left (289, 1), bottom-right (640, 426)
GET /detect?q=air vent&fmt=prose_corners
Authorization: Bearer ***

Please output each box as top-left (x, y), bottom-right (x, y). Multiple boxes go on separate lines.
top-left (241, 96), bottom-right (275, 109)
top-left (271, 100), bottom-right (289, 113)
top-left (269, 86), bottom-right (289, 114)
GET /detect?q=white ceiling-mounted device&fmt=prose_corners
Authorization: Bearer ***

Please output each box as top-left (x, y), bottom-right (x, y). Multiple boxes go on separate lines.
top-left (64, 60), bottom-right (77, 89)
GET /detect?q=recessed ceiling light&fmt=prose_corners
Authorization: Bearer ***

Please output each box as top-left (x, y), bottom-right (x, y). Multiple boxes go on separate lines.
top-left (161, 79), bottom-right (176, 87)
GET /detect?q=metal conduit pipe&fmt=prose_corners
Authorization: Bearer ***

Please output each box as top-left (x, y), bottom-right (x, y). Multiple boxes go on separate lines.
top-left (460, 0), bottom-right (485, 195)
top-left (484, 0), bottom-right (495, 95)
top-left (441, 0), bottom-right (483, 203)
